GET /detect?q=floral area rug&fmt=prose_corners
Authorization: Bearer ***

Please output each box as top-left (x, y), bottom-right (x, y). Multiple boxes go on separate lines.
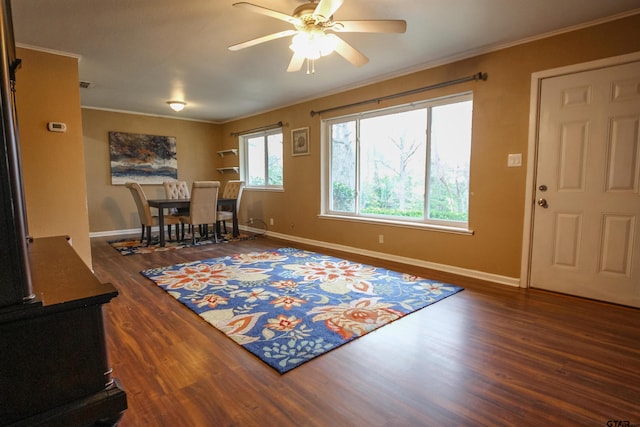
top-left (109, 233), bottom-right (256, 255)
top-left (141, 248), bottom-right (464, 374)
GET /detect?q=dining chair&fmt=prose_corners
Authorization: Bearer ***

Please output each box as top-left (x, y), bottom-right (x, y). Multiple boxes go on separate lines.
top-left (217, 180), bottom-right (244, 235)
top-left (125, 182), bottom-right (181, 245)
top-left (179, 181), bottom-right (221, 244)
top-left (163, 180), bottom-right (190, 238)
top-left (163, 180), bottom-right (190, 201)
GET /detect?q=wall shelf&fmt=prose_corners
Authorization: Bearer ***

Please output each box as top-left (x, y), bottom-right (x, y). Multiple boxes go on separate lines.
top-left (217, 149), bottom-right (238, 174)
top-left (216, 167), bottom-right (239, 174)
top-left (217, 149), bottom-right (238, 157)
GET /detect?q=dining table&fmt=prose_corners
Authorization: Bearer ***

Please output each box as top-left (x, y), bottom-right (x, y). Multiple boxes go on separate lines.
top-left (147, 198), bottom-right (238, 247)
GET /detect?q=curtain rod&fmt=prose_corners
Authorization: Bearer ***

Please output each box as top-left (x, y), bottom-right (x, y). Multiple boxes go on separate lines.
top-left (230, 121), bottom-right (285, 137)
top-left (310, 72), bottom-right (488, 117)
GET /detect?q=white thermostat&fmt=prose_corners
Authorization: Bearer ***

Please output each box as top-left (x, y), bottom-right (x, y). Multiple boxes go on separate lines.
top-left (47, 122), bottom-right (67, 133)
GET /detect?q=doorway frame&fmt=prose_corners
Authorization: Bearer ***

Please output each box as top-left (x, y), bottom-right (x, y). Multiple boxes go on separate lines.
top-left (520, 51), bottom-right (640, 288)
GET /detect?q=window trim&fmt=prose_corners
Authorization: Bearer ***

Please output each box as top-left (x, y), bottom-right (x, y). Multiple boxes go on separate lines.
top-left (317, 212), bottom-right (474, 235)
top-left (321, 92), bottom-right (473, 233)
top-left (239, 127), bottom-right (284, 190)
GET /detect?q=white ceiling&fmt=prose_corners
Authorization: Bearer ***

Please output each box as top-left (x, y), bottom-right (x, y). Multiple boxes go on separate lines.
top-left (10, 0), bottom-right (640, 123)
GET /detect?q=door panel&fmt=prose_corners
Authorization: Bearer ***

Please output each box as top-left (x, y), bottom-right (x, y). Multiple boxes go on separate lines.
top-left (607, 116), bottom-right (639, 191)
top-left (558, 121), bottom-right (588, 190)
top-left (599, 214), bottom-right (634, 276)
top-left (531, 60), bottom-right (640, 307)
top-left (552, 213), bottom-right (582, 268)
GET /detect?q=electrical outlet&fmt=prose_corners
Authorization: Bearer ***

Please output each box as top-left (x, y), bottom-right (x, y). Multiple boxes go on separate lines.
top-left (378, 234), bottom-right (384, 244)
top-left (249, 218), bottom-right (254, 224)
top-left (269, 218), bottom-right (274, 226)
top-left (507, 153), bottom-right (522, 167)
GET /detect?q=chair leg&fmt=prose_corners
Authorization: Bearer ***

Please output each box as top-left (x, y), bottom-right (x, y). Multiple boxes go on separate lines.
top-left (145, 226), bottom-right (152, 246)
top-left (140, 225), bottom-right (145, 243)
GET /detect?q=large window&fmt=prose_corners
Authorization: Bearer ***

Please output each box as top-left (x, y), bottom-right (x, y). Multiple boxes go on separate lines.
top-left (241, 128), bottom-right (283, 189)
top-left (323, 92), bottom-right (472, 229)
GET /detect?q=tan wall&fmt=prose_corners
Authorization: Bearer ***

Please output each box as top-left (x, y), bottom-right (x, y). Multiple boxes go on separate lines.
top-left (82, 14), bottom-right (640, 281)
top-left (15, 47), bottom-right (92, 267)
top-left (220, 14), bottom-right (640, 280)
top-left (82, 109), bottom-right (220, 233)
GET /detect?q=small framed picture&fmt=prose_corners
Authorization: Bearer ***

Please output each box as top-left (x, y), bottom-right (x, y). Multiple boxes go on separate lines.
top-left (291, 127), bottom-right (310, 156)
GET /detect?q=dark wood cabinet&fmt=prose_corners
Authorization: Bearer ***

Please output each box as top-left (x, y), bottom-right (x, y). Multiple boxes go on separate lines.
top-left (0, 1), bottom-right (126, 424)
top-left (0, 237), bottom-right (127, 426)
top-left (0, 0), bottom-right (32, 309)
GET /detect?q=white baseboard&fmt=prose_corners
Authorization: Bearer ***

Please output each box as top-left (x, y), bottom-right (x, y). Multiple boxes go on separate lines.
top-left (92, 226), bottom-right (520, 287)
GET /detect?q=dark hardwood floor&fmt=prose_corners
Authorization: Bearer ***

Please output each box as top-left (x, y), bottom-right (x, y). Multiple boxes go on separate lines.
top-left (91, 235), bottom-right (640, 426)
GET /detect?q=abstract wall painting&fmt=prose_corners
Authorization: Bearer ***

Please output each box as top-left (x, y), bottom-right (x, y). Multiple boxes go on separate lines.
top-left (109, 131), bottom-right (178, 184)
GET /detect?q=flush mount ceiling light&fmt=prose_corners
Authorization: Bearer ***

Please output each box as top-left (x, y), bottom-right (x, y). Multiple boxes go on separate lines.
top-left (228, 0), bottom-right (406, 74)
top-left (167, 101), bottom-right (186, 112)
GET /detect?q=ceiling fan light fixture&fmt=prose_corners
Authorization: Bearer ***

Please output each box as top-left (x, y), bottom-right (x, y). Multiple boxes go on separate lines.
top-left (230, 0), bottom-right (405, 72)
top-left (320, 33), bottom-right (339, 56)
top-left (167, 100), bottom-right (186, 112)
top-left (290, 30), bottom-right (337, 60)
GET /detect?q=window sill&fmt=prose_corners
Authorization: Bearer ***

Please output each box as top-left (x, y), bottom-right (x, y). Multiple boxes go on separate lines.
top-left (245, 187), bottom-right (284, 193)
top-left (318, 213), bottom-right (474, 235)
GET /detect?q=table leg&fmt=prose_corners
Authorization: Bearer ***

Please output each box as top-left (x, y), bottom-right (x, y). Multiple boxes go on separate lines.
top-left (232, 200), bottom-right (239, 237)
top-left (157, 207), bottom-right (165, 247)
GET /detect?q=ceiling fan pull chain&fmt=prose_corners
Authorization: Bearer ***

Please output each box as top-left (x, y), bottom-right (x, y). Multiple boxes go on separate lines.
top-left (307, 58), bottom-right (317, 74)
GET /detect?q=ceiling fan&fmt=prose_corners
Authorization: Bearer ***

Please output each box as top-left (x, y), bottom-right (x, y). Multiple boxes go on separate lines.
top-left (228, 0), bottom-right (407, 73)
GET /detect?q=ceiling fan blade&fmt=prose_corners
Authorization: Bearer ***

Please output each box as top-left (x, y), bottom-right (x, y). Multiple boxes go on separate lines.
top-left (228, 29), bottom-right (297, 51)
top-left (313, 0), bottom-right (344, 20)
top-left (333, 20), bottom-right (407, 33)
top-left (233, 2), bottom-right (300, 25)
top-left (333, 36), bottom-right (369, 67)
top-left (287, 53), bottom-right (305, 72)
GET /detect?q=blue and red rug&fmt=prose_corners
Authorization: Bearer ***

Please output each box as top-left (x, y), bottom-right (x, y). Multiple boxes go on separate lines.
top-left (109, 233), bottom-right (255, 255)
top-left (141, 248), bottom-right (464, 373)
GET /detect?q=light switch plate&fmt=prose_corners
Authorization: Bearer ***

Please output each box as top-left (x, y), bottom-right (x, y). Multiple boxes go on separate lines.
top-left (508, 153), bottom-right (522, 167)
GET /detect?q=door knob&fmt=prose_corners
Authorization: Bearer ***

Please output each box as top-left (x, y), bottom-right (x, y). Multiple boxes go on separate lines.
top-left (537, 198), bottom-right (548, 208)
top-left (538, 184), bottom-right (547, 191)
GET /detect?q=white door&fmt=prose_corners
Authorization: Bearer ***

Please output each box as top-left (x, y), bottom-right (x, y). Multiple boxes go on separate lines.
top-left (530, 60), bottom-right (640, 308)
